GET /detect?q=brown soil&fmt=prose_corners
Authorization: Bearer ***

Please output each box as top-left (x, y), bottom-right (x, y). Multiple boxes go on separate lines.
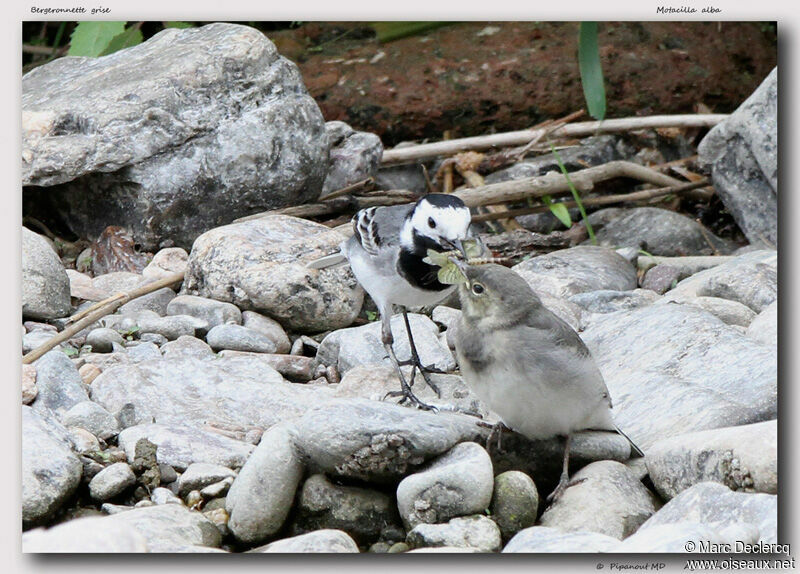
top-left (269, 22), bottom-right (776, 146)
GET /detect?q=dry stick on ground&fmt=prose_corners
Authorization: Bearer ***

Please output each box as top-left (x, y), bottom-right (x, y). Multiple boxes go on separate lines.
top-left (470, 179), bottom-right (710, 223)
top-left (316, 177), bottom-right (375, 202)
top-left (455, 164), bottom-right (522, 231)
top-left (381, 114), bottom-right (729, 166)
top-left (452, 160), bottom-right (687, 208)
top-left (233, 190), bottom-right (418, 223)
top-left (22, 272), bottom-right (185, 365)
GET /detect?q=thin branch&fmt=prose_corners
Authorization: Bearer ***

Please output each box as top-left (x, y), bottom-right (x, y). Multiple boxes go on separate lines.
top-left (381, 114), bottom-right (728, 165)
top-left (452, 160), bottom-right (686, 208)
top-left (470, 179), bottom-right (710, 222)
top-left (317, 177), bottom-right (375, 202)
top-left (22, 272), bottom-right (185, 365)
top-left (233, 190), bottom-right (418, 223)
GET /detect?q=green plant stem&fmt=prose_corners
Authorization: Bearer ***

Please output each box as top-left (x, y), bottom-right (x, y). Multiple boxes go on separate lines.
top-left (550, 144), bottom-right (596, 244)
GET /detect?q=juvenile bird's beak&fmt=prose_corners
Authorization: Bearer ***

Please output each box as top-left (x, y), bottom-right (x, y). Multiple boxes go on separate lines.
top-left (451, 257), bottom-right (470, 276)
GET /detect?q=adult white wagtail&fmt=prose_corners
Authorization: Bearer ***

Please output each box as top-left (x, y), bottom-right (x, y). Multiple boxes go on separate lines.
top-left (450, 262), bottom-right (644, 501)
top-left (309, 194), bottom-right (473, 409)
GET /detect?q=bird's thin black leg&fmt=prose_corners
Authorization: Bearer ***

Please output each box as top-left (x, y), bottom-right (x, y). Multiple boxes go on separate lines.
top-left (400, 309), bottom-right (442, 398)
top-left (380, 312), bottom-right (437, 411)
top-left (546, 434), bottom-right (585, 503)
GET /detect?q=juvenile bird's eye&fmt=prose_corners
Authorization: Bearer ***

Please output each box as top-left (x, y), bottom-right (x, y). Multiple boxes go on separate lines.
top-left (428, 217), bottom-right (436, 228)
top-left (471, 282), bottom-right (485, 295)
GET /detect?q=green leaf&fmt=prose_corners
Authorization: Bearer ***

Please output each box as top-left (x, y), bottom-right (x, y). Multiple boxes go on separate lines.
top-left (99, 26), bottom-right (143, 56)
top-left (365, 310), bottom-right (377, 321)
top-left (68, 21), bottom-right (126, 57)
top-left (165, 21), bottom-right (194, 29)
top-left (550, 144), bottom-right (597, 244)
top-left (578, 22), bottom-right (606, 121)
top-left (437, 262), bottom-right (468, 285)
top-left (542, 195), bottom-right (572, 227)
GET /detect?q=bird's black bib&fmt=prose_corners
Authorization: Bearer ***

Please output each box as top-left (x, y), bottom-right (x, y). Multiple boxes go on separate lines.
top-left (397, 230), bottom-right (451, 292)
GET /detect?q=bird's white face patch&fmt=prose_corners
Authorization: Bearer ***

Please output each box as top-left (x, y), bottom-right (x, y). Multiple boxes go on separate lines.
top-left (401, 199), bottom-right (472, 248)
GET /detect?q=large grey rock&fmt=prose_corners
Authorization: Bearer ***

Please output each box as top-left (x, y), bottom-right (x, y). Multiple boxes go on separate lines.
top-left (581, 303), bottom-right (776, 449)
top-left (502, 526), bottom-right (620, 553)
top-left (322, 120), bottom-right (383, 196)
top-left (226, 425), bottom-right (304, 544)
top-left (512, 246), bottom-right (638, 300)
top-left (160, 335), bottom-right (215, 359)
top-left (539, 461), bottom-right (660, 539)
top-left (397, 442), bottom-right (494, 529)
top-left (117, 287), bottom-right (176, 316)
top-left (166, 295), bottom-right (242, 333)
top-left (22, 228), bottom-right (71, 320)
top-left (23, 23), bottom-right (328, 250)
top-left (22, 406), bottom-right (82, 527)
top-left (205, 324), bottom-right (277, 353)
top-left (142, 247), bottom-right (189, 281)
top-left (117, 424), bottom-right (254, 471)
top-left (27, 503), bottom-right (222, 552)
top-left (747, 301), bottom-right (778, 346)
top-left (177, 463), bottom-right (236, 497)
top-left (617, 521), bottom-right (760, 553)
top-left (23, 517), bottom-right (149, 552)
top-left (590, 207), bottom-right (734, 256)
top-left (91, 272), bottom-right (146, 299)
top-left (646, 420), bottom-right (777, 500)
top-left (673, 296), bottom-right (758, 328)
top-left (698, 68), bottom-right (777, 246)
top-left (333, 363), bottom-right (487, 417)
top-left (569, 289), bottom-right (659, 327)
top-left (406, 515), bottom-right (502, 552)
top-left (85, 327), bottom-right (126, 353)
top-left (490, 471), bottom-right (539, 540)
top-left (90, 355), bottom-right (336, 432)
top-left (290, 473), bottom-right (399, 546)
top-left (88, 462), bottom-right (136, 501)
top-left (317, 313), bottom-right (455, 375)
top-left (249, 529), bottom-right (359, 553)
top-left (638, 482), bottom-right (777, 544)
top-left (660, 250), bottom-right (777, 313)
top-left (184, 216), bottom-right (363, 332)
top-left (241, 310), bottom-right (291, 354)
top-left (292, 399), bottom-right (484, 483)
top-left (30, 350), bottom-right (89, 418)
top-left (61, 400), bottom-right (120, 440)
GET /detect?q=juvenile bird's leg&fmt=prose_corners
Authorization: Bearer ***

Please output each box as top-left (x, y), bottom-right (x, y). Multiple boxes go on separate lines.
top-left (546, 434), bottom-right (585, 503)
top-left (399, 309), bottom-right (442, 397)
top-left (381, 310), bottom-right (437, 411)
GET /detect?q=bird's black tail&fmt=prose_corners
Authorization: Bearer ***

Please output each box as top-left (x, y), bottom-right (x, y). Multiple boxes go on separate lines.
top-left (615, 425), bottom-right (645, 458)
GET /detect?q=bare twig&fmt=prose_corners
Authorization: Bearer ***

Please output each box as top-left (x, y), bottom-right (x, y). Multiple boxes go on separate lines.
top-left (22, 272), bottom-right (185, 365)
top-left (233, 190), bottom-right (418, 224)
top-left (381, 114), bottom-right (729, 165)
top-left (317, 177), bottom-right (375, 202)
top-left (453, 160), bottom-right (686, 208)
top-left (470, 179), bottom-right (710, 223)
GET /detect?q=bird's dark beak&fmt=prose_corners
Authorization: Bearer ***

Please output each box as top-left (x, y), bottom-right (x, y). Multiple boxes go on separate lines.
top-left (453, 239), bottom-right (467, 259)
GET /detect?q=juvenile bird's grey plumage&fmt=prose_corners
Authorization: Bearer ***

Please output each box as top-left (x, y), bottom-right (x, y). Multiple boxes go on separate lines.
top-left (452, 263), bottom-right (643, 501)
top-left (309, 194), bottom-right (473, 409)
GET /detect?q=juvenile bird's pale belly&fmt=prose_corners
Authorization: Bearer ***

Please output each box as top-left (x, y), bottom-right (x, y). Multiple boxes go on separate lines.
top-left (458, 353), bottom-right (614, 439)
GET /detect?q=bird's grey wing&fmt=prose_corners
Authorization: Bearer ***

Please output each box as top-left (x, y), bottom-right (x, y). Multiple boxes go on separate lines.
top-left (352, 207), bottom-right (382, 257)
top-left (521, 309), bottom-right (613, 407)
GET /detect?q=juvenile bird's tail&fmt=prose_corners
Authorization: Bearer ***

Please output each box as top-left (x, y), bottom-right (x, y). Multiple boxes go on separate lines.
top-left (615, 425), bottom-right (645, 458)
top-left (306, 252), bottom-right (348, 270)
